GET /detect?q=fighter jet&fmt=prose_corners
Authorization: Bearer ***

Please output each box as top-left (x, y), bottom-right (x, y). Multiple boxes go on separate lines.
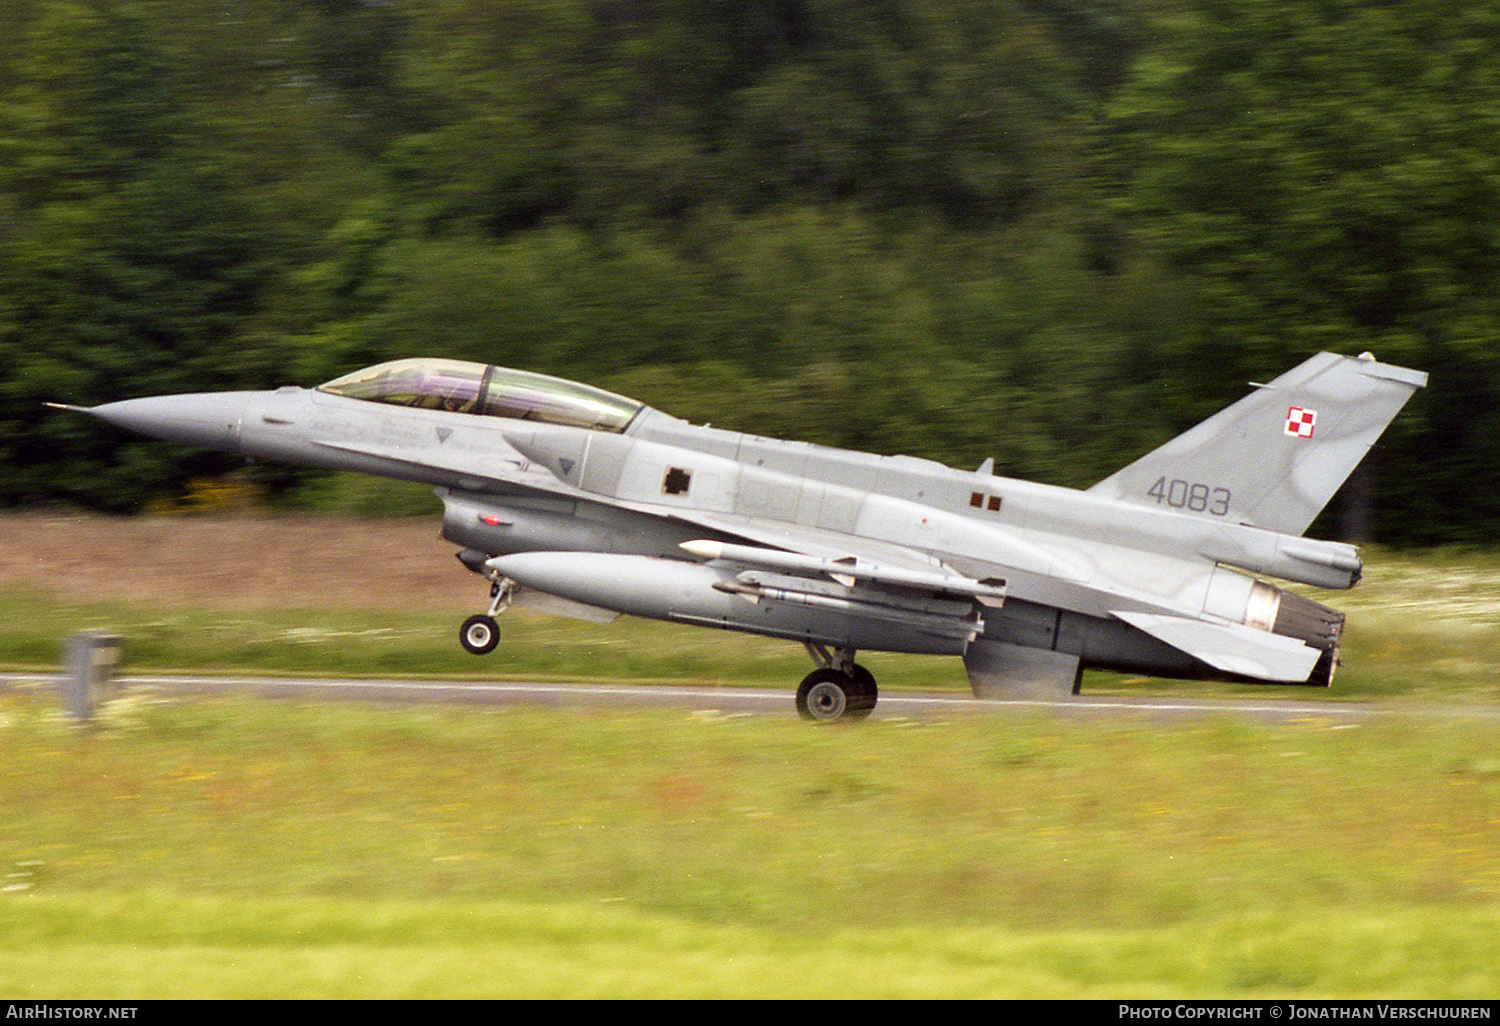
top-left (55, 351), bottom-right (1426, 720)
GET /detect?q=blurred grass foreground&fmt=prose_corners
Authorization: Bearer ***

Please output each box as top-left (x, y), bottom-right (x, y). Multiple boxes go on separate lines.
top-left (1, 694), bottom-right (1498, 998)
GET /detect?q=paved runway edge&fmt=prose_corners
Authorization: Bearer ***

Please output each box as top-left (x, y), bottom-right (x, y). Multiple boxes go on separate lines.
top-left (5, 672), bottom-right (1500, 723)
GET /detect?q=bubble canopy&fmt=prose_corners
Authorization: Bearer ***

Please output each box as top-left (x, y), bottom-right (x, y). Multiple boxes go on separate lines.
top-left (317, 359), bottom-right (643, 433)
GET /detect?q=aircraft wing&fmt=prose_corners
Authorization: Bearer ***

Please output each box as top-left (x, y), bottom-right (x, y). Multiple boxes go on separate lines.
top-left (315, 438), bottom-right (986, 575)
top-left (628, 502), bottom-right (1011, 601)
top-left (649, 504), bottom-right (962, 572)
top-left (1111, 610), bottom-right (1323, 682)
top-left (323, 435), bottom-right (1020, 629)
top-left (656, 512), bottom-right (1008, 648)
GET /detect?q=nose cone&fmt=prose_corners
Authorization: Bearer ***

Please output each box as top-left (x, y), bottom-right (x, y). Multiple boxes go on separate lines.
top-left (89, 392), bottom-right (265, 453)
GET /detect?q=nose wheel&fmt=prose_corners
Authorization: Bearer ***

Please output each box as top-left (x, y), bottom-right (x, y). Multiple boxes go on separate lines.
top-left (796, 644), bottom-right (877, 722)
top-left (459, 614), bottom-right (500, 654)
top-left (459, 574), bottom-right (513, 655)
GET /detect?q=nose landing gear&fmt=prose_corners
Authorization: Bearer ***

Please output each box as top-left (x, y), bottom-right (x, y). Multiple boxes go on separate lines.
top-left (459, 575), bottom-right (513, 655)
top-left (459, 614), bottom-right (500, 655)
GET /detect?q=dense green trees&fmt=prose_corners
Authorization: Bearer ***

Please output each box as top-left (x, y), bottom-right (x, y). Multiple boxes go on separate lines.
top-left (1108, 0), bottom-right (1500, 539)
top-left (1, 0), bottom-right (1496, 542)
top-left (0, 2), bottom-right (290, 508)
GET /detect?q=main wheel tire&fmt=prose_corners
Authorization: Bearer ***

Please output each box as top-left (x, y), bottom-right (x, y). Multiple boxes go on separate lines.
top-left (459, 614), bottom-right (500, 655)
top-left (796, 668), bottom-right (859, 722)
top-left (845, 663), bottom-right (878, 719)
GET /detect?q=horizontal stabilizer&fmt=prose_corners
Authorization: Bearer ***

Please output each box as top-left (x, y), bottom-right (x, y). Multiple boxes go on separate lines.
top-left (1113, 610), bottom-right (1322, 683)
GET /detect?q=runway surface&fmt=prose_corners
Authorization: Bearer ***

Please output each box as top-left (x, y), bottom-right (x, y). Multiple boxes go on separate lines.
top-left (5, 671), bottom-right (1500, 724)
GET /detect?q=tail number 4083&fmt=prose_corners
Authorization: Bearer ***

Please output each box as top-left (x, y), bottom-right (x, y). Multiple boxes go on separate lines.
top-left (1147, 477), bottom-right (1231, 516)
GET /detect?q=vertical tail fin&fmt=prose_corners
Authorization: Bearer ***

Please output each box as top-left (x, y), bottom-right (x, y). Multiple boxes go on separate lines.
top-left (1087, 352), bottom-right (1426, 536)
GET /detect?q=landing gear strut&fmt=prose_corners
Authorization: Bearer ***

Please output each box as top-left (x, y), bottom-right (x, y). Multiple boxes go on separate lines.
top-left (796, 643), bottom-right (877, 722)
top-left (459, 574), bottom-right (513, 655)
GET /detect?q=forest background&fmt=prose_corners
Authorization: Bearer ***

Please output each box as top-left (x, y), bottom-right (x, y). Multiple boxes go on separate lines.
top-left (2, 0), bottom-right (1497, 545)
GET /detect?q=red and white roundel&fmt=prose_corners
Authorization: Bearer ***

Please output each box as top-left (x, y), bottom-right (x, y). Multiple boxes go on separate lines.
top-left (1285, 406), bottom-right (1317, 439)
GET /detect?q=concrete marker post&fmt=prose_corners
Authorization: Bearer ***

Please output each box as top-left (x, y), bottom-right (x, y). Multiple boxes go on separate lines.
top-left (62, 631), bottom-right (122, 723)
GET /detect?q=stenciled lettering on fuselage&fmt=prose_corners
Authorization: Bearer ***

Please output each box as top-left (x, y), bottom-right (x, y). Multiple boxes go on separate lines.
top-left (1145, 477), bottom-right (1232, 516)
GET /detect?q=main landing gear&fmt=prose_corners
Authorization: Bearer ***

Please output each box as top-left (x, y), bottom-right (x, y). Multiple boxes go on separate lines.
top-left (459, 575), bottom-right (513, 655)
top-left (796, 643), bottom-right (877, 722)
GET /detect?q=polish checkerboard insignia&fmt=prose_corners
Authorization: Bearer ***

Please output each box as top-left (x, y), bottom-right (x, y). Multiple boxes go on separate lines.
top-left (1285, 406), bottom-right (1317, 439)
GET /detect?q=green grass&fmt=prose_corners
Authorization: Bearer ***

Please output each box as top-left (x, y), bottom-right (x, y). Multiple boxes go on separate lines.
top-left (2, 693), bottom-right (1499, 997)
top-left (0, 587), bottom-right (970, 689)
top-left (3, 893), bottom-right (1497, 999)
top-left (6, 543), bottom-right (1500, 704)
top-left (3, 546), bottom-right (1500, 996)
